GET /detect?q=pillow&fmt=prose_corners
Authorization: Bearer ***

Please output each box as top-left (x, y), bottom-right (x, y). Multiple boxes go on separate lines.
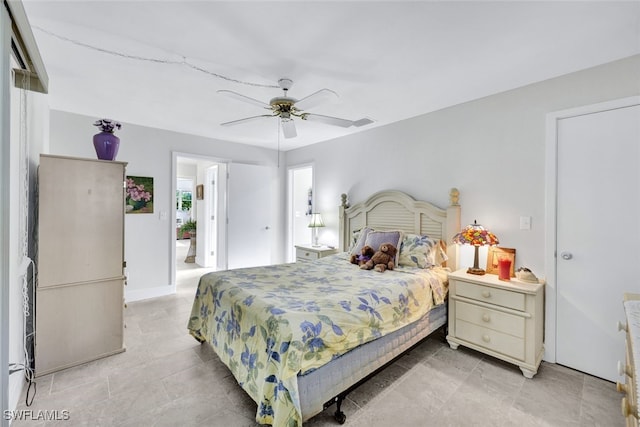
top-left (364, 230), bottom-right (403, 265)
top-left (398, 233), bottom-right (441, 268)
top-left (349, 227), bottom-right (373, 256)
top-left (435, 239), bottom-right (449, 267)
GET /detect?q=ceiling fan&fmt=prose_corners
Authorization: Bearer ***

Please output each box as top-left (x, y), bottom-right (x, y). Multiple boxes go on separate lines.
top-left (218, 78), bottom-right (373, 138)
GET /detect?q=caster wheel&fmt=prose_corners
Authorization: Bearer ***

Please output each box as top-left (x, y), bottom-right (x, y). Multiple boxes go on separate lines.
top-left (334, 411), bottom-right (346, 424)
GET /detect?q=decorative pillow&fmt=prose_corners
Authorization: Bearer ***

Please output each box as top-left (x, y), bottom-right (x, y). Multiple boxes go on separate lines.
top-left (398, 233), bottom-right (441, 268)
top-left (349, 227), bottom-right (373, 256)
top-left (435, 239), bottom-right (449, 267)
top-left (364, 230), bottom-right (403, 265)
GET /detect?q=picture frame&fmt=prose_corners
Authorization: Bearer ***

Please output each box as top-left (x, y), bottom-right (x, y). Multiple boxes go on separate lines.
top-left (196, 184), bottom-right (204, 200)
top-left (486, 247), bottom-right (516, 277)
top-left (125, 176), bottom-right (154, 214)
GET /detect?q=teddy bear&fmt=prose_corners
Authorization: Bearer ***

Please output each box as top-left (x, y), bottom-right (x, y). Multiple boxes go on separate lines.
top-left (360, 242), bottom-right (397, 272)
top-left (350, 245), bottom-right (375, 266)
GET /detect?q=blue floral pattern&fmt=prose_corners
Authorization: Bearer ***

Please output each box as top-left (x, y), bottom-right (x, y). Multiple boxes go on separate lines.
top-left (188, 254), bottom-right (448, 426)
top-left (398, 233), bottom-right (439, 268)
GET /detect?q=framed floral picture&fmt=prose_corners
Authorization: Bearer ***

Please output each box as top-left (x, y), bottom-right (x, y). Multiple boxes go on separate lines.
top-left (486, 247), bottom-right (516, 277)
top-left (125, 176), bottom-right (154, 214)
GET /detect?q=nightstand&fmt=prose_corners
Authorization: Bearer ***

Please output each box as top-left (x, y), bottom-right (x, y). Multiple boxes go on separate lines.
top-left (446, 269), bottom-right (544, 378)
top-left (295, 244), bottom-right (338, 262)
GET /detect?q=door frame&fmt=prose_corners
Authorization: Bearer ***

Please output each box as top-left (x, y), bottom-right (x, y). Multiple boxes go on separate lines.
top-left (171, 152), bottom-right (229, 286)
top-left (286, 163), bottom-right (314, 263)
top-left (544, 95), bottom-right (640, 363)
top-left (1, 6), bottom-right (10, 422)
top-left (203, 164), bottom-right (219, 269)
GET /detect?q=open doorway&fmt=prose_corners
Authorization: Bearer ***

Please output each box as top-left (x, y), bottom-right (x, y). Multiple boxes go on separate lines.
top-left (172, 154), bottom-right (227, 289)
top-left (287, 164), bottom-right (313, 262)
top-left (172, 154), bottom-right (277, 286)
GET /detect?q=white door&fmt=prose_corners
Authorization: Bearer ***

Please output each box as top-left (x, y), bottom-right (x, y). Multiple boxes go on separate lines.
top-left (556, 103), bottom-right (640, 381)
top-left (227, 163), bottom-right (272, 269)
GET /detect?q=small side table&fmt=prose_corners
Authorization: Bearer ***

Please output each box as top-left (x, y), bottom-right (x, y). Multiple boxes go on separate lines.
top-left (295, 244), bottom-right (338, 262)
top-left (446, 269), bottom-right (545, 378)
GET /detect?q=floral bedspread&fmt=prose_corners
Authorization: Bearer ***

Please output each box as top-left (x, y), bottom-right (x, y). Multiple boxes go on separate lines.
top-left (187, 254), bottom-right (448, 427)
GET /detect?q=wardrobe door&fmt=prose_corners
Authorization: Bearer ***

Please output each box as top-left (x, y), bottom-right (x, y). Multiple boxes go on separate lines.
top-left (38, 156), bottom-right (125, 287)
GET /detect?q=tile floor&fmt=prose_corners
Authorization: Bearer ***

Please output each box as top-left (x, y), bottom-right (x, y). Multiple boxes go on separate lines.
top-left (13, 241), bottom-right (624, 426)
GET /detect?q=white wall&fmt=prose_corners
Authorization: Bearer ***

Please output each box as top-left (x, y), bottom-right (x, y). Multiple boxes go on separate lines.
top-left (48, 110), bottom-right (285, 301)
top-left (286, 54), bottom-right (640, 276)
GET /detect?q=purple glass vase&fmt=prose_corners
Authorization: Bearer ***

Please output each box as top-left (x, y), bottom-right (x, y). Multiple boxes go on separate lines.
top-left (93, 131), bottom-right (120, 161)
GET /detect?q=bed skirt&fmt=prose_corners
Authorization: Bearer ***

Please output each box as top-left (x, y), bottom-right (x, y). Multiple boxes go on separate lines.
top-left (298, 302), bottom-right (447, 420)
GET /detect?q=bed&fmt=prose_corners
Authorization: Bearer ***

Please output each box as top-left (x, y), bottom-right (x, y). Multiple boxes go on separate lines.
top-left (188, 189), bottom-right (461, 426)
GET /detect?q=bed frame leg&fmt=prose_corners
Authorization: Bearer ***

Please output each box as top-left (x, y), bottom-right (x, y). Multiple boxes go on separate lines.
top-left (334, 396), bottom-right (346, 424)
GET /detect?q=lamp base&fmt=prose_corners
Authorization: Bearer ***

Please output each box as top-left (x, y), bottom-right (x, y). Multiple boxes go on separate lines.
top-left (467, 267), bottom-right (486, 275)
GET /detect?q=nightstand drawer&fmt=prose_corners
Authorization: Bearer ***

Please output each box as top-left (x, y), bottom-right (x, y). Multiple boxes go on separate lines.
top-left (456, 319), bottom-right (525, 360)
top-left (296, 248), bottom-right (320, 261)
top-left (455, 300), bottom-right (525, 338)
top-left (456, 280), bottom-right (525, 311)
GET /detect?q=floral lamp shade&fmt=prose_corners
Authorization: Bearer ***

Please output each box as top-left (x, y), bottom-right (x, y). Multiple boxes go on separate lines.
top-left (452, 220), bottom-right (499, 275)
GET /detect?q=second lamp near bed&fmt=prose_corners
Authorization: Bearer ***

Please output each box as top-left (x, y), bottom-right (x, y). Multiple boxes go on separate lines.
top-left (452, 220), bottom-right (499, 275)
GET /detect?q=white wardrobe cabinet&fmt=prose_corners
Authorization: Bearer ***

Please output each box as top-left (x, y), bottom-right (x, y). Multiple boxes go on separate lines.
top-left (36, 154), bottom-right (127, 375)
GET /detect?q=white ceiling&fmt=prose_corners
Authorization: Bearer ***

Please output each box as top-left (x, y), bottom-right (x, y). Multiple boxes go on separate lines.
top-left (21, 1), bottom-right (640, 151)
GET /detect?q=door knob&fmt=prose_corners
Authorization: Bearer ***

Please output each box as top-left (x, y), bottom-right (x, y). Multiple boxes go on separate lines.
top-left (560, 252), bottom-right (573, 260)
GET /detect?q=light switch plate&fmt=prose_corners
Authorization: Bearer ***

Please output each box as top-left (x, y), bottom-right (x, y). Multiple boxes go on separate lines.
top-left (520, 216), bottom-right (531, 230)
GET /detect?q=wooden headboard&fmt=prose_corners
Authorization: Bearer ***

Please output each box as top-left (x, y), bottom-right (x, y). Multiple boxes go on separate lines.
top-left (339, 189), bottom-right (461, 270)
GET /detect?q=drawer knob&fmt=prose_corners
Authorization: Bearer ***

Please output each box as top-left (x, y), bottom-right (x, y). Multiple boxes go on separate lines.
top-left (481, 291), bottom-right (491, 298)
top-left (305, 252), bottom-right (310, 256)
top-left (622, 397), bottom-right (638, 419)
top-left (617, 382), bottom-right (628, 394)
top-left (482, 334), bottom-right (491, 343)
top-left (482, 313), bottom-right (491, 323)
top-left (618, 321), bottom-right (628, 332)
top-left (618, 360), bottom-right (633, 377)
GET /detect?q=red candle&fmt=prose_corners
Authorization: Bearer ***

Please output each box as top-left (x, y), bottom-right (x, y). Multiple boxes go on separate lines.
top-left (498, 258), bottom-right (512, 281)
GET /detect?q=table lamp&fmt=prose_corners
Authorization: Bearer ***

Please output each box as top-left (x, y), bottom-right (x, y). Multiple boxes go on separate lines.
top-left (308, 213), bottom-right (325, 247)
top-left (452, 220), bottom-right (499, 275)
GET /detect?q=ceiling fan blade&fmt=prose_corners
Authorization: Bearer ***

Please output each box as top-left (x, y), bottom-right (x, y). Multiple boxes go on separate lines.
top-left (281, 118), bottom-right (297, 138)
top-left (220, 115), bottom-right (274, 127)
top-left (353, 117), bottom-right (375, 127)
top-left (294, 89), bottom-right (339, 111)
top-left (303, 113), bottom-right (353, 128)
top-left (217, 90), bottom-right (270, 109)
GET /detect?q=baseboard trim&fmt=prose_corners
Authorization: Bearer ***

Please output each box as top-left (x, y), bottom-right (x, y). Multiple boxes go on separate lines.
top-left (125, 284), bottom-right (176, 302)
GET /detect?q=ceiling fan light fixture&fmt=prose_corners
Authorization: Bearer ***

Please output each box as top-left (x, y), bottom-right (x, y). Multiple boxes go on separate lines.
top-left (278, 78), bottom-right (293, 91)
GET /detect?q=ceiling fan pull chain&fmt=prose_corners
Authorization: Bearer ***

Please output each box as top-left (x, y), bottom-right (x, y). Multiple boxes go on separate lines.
top-left (277, 117), bottom-right (281, 168)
